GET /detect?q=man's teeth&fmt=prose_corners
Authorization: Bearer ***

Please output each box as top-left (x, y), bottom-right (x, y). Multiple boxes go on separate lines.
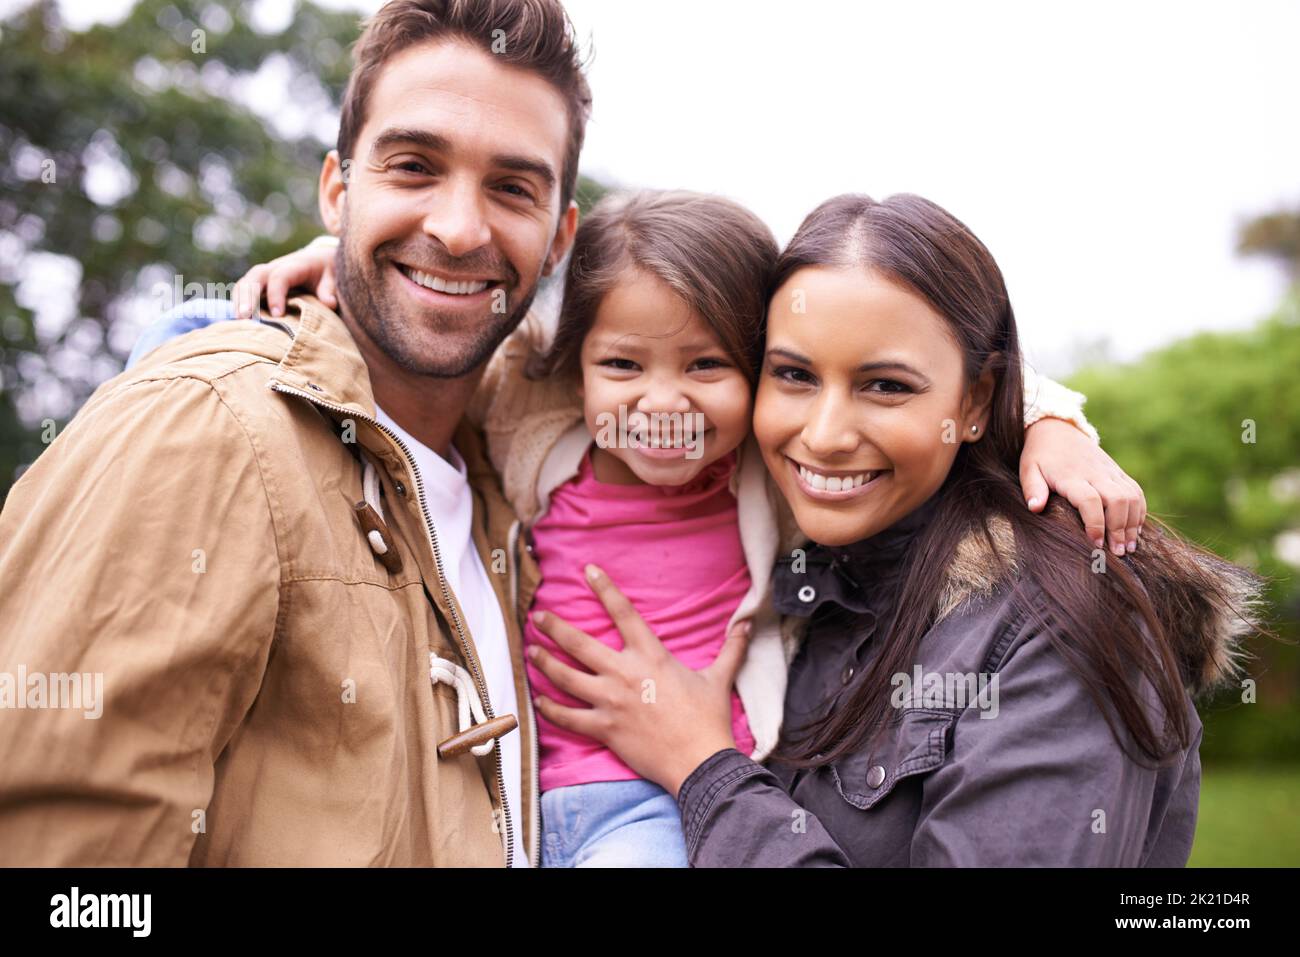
top-left (798, 464), bottom-right (880, 492)
top-left (403, 266), bottom-right (489, 296)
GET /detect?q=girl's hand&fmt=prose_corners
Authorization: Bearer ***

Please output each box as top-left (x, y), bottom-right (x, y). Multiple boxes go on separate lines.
top-left (528, 564), bottom-right (750, 798)
top-left (1019, 417), bottom-right (1147, 556)
top-left (233, 237), bottom-right (340, 320)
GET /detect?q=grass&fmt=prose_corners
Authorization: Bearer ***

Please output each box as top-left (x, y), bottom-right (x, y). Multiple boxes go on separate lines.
top-left (1189, 764), bottom-right (1300, 867)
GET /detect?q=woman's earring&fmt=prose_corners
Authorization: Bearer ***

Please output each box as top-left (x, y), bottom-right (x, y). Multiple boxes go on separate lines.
top-left (970, 425), bottom-right (979, 435)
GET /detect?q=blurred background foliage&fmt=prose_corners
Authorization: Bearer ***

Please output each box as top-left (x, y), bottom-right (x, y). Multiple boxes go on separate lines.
top-left (0, 0), bottom-right (1295, 864)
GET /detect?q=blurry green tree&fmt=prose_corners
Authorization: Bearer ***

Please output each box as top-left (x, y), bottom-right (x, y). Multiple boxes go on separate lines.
top-left (1239, 207), bottom-right (1300, 283)
top-left (0, 0), bottom-right (607, 500)
top-left (1069, 296), bottom-right (1300, 763)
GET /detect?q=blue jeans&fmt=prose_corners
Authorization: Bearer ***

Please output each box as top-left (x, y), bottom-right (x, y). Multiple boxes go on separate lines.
top-left (541, 779), bottom-right (689, 868)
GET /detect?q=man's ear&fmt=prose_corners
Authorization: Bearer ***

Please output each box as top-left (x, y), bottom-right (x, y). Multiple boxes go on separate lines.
top-left (318, 150), bottom-right (347, 236)
top-left (962, 362), bottom-right (998, 443)
top-left (542, 200), bottom-right (580, 277)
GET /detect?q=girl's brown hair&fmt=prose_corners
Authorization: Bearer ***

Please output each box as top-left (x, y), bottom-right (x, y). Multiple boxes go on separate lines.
top-left (768, 193), bottom-right (1262, 770)
top-left (530, 190), bottom-right (778, 384)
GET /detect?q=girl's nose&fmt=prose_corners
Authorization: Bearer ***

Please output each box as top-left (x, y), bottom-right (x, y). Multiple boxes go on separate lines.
top-left (635, 379), bottom-right (692, 414)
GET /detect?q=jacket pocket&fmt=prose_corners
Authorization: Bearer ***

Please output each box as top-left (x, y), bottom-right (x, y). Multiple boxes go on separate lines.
top-left (829, 708), bottom-right (955, 810)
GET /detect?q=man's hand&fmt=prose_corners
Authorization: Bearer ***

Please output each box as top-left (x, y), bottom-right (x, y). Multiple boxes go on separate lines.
top-left (1020, 417), bottom-right (1146, 556)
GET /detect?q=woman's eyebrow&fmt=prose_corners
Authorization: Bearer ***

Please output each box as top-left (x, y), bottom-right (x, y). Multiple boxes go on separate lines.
top-left (857, 360), bottom-right (928, 381)
top-left (768, 347), bottom-right (930, 381)
top-left (766, 347), bottom-right (812, 364)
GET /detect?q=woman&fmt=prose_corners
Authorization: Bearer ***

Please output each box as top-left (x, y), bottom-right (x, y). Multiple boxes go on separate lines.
top-left (528, 193), bottom-right (1262, 866)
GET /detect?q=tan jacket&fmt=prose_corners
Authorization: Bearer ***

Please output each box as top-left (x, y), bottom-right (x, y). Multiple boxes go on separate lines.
top-left (465, 322), bottom-right (1096, 762)
top-left (0, 296), bottom-right (541, 866)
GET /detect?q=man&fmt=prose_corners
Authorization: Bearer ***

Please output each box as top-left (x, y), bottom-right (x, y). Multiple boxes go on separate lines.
top-left (0, 0), bottom-right (587, 866)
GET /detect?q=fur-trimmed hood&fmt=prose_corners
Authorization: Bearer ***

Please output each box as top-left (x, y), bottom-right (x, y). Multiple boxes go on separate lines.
top-left (934, 515), bottom-right (1265, 696)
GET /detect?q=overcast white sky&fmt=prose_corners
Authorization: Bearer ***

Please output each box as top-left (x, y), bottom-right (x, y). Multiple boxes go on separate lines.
top-left (23, 0), bottom-right (1300, 373)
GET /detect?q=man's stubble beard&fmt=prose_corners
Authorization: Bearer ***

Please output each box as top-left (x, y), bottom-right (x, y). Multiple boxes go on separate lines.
top-left (333, 217), bottom-right (543, 379)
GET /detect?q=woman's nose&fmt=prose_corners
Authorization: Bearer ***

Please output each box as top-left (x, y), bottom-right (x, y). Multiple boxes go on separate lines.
top-left (800, 392), bottom-right (860, 458)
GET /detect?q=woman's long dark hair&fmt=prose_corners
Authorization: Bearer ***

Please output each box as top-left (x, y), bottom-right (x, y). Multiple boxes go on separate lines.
top-left (768, 194), bottom-right (1259, 770)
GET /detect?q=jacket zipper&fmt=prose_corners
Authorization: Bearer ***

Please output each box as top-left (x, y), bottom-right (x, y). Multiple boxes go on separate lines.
top-left (270, 381), bottom-right (516, 867)
top-left (508, 519), bottom-right (543, 867)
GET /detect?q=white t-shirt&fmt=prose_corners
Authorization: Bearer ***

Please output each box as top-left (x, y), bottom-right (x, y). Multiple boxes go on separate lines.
top-left (375, 404), bottom-right (528, 868)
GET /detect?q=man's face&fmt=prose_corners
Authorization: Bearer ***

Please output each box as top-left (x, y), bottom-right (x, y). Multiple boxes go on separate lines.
top-left (320, 39), bottom-right (577, 377)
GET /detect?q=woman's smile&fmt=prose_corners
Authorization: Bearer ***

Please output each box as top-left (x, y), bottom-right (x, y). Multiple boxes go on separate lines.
top-left (785, 455), bottom-right (891, 501)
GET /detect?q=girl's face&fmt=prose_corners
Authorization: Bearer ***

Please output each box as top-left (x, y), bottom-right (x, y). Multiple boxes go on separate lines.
top-left (754, 266), bottom-right (993, 546)
top-left (578, 268), bottom-right (753, 486)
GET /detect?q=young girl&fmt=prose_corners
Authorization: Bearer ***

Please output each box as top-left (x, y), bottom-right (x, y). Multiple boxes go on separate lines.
top-left (234, 189), bottom-right (1141, 867)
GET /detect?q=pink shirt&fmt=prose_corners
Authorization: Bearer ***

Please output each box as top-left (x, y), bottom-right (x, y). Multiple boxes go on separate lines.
top-left (524, 448), bottom-right (755, 792)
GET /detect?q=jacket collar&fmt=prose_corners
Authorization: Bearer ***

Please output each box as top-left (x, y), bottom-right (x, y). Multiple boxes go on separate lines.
top-left (776, 485), bottom-right (1260, 696)
top-left (267, 295), bottom-right (379, 420)
top-left (773, 494), bottom-right (941, 619)
top-left (265, 295), bottom-right (502, 492)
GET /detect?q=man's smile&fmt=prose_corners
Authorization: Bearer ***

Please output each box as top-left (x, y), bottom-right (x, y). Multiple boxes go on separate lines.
top-left (392, 262), bottom-right (505, 307)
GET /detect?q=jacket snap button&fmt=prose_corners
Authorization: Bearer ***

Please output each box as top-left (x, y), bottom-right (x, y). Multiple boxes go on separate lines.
top-left (842, 664), bottom-right (855, 684)
top-left (394, 480), bottom-right (407, 497)
top-left (797, 585), bottom-right (816, 603)
top-left (866, 765), bottom-right (886, 788)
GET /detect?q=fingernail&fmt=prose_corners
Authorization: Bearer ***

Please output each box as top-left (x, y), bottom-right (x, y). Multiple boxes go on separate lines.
top-left (531, 610), bottom-right (545, 625)
top-left (527, 645), bottom-right (540, 660)
top-left (272, 306), bottom-right (283, 317)
top-left (1112, 543), bottom-right (1125, 556)
top-left (1126, 541), bottom-right (1136, 554)
top-left (585, 564), bottom-right (600, 583)
top-left (1094, 538), bottom-right (1105, 550)
top-left (1027, 497), bottom-right (1041, 509)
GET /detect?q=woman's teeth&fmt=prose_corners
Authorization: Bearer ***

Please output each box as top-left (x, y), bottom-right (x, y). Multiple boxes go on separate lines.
top-left (402, 266), bottom-right (489, 296)
top-left (798, 463), bottom-right (879, 492)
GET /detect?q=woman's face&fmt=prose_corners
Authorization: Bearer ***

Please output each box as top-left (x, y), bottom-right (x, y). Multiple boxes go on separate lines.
top-left (754, 265), bottom-right (993, 546)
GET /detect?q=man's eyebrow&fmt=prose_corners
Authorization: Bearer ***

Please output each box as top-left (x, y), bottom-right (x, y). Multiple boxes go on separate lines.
top-left (367, 128), bottom-right (451, 158)
top-left (365, 128), bottom-right (555, 192)
top-left (492, 153), bottom-right (556, 191)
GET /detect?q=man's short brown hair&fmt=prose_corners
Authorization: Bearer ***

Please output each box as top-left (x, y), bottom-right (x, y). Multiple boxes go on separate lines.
top-left (337, 0), bottom-right (592, 209)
